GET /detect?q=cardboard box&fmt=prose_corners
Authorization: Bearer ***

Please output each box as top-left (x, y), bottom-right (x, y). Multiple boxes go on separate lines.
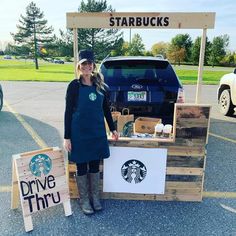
top-left (134, 117), bottom-right (162, 134)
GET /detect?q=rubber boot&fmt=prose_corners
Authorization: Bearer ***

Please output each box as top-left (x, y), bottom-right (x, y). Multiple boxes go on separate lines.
top-left (76, 175), bottom-right (94, 215)
top-left (89, 172), bottom-right (102, 211)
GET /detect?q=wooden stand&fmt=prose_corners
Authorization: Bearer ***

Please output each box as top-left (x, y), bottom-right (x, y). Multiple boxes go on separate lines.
top-left (68, 104), bottom-right (211, 202)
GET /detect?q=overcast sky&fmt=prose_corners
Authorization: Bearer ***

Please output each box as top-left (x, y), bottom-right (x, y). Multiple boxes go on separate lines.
top-left (0, 0), bottom-right (235, 51)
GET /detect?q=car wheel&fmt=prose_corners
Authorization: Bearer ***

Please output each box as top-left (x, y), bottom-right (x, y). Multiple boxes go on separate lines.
top-left (219, 89), bottom-right (235, 116)
top-left (0, 91), bottom-right (3, 111)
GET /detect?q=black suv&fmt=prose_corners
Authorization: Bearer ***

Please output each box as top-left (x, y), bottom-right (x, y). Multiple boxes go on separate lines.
top-left (0, 84), bottom-right (3, 111)
top-left (99, 56), bottom-right (184, 123)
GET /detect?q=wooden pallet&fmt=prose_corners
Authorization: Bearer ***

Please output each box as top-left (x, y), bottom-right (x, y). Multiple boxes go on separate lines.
top-left (68, 104), bottom-right (211, 202)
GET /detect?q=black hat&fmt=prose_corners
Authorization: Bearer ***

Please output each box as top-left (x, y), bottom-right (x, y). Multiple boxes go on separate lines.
top-left (78, 49), bottom-right (95, 64)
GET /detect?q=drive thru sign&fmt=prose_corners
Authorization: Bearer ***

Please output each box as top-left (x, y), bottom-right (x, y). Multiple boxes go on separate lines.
top-left (11, 147), bottom-right (72, 232)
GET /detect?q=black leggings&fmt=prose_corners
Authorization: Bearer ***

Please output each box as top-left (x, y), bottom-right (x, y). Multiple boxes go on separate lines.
top-left (76, 160), bottom-right (100, 176)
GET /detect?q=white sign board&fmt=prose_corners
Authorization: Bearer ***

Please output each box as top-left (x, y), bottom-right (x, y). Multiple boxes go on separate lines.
top-left (103, 147), bottom-right (167, 194)
top-left (67, 12), bottom-right (215, 29)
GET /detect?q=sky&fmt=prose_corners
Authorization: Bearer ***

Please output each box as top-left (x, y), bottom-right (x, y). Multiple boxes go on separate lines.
top-left (0, 0), bottom-right (236, 51)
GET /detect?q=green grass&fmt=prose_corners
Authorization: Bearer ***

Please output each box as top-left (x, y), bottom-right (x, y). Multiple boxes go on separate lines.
top-left (0, 59), bottom-right (74, 82)
top-left (175, 69), bottom-right (227, 85)
top-left (0, 58), bottom-right (232, 84)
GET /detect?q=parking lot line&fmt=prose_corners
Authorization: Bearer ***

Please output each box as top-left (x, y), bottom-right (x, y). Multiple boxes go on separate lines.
top-left (4, 100), bottom-right (48, 149)
top-left (203, 191), bottom-right (236, 199)
top-left (209, 132), bottom-right (236, 144)
top-left (0, 186), bottom-right (11, 193)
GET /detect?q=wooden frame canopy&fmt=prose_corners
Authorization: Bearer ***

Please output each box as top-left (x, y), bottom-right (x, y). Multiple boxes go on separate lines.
top-left (66, 12), bottom-right (215, 103)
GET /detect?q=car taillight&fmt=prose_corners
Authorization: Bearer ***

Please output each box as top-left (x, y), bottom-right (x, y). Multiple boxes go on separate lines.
top-left (176, 88), bottom-right (185, 103)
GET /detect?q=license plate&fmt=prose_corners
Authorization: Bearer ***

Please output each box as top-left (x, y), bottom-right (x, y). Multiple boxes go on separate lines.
top-left (128, 91), bottom-right (147, 101)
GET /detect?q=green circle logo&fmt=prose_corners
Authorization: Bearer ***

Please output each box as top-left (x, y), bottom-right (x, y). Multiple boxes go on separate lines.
top-left (89, 92), bottom-right (97, 101)
top-left (29, 154), bottom-right (52, 177)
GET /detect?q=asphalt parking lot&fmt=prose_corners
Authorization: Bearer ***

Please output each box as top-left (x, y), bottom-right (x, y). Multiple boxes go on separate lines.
top-left (0, 81), bottom-right (236, 236)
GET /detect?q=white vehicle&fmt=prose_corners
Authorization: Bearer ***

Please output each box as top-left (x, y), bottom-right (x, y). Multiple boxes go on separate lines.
top-left (218, 69), bottom-right (236, 116)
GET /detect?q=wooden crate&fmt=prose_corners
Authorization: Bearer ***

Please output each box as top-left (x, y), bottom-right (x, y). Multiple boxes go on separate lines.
top-left (134, 117), bottom-right (162, 134)
top-left (68, 103), bottom-right (211, 202)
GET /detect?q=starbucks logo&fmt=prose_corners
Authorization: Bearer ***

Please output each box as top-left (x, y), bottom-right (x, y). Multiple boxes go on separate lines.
top-left (29, 154), bottom-right (52, 177)
top-left (122, 121), bottom-right (133, 137)
top-left (121, 159), bottom-right (147, 184)
top-left (89, 92), bottom-right (97, 101)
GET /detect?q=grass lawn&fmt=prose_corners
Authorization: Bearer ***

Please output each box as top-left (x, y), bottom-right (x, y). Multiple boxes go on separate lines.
top-left (0, 58), bottom-right (233, 84)
top-left (0, 59), bottom-right (74, 82)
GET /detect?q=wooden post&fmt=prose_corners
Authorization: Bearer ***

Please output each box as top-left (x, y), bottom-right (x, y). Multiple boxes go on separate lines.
top-left (195, 28), bottom-right (207, 104)
top-left (73, 28), bottom-right (78, 79)
top-left (11, 155), bottom-right (20, 209)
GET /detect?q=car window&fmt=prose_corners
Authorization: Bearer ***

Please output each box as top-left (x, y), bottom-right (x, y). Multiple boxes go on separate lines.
top-left (101, 60), bottom-right (180, 87)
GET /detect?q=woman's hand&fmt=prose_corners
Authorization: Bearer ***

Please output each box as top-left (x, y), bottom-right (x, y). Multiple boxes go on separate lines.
top-left (64, 139), bottom-right (72, 152)
top-left (111, 130), bottom-right (119, 141)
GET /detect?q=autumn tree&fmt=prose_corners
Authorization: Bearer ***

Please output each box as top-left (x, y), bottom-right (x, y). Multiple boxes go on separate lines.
top-left (168, 34), bottom-right (192, 63)
top-left (167, 45), bottom-right (185, 65)
top-left (151, 42), bottom-right (169, 58)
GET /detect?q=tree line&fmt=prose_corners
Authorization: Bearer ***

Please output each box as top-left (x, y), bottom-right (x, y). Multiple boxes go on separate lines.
top-left (3, 0), bottom-right (236, 69)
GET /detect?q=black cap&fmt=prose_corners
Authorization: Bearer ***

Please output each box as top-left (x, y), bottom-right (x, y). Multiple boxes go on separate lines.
top-left (78, 49), bottom-right (95, 64)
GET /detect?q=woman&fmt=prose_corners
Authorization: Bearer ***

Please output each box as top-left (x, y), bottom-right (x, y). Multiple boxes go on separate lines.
top-left (64, 49), bottom-right (119, 215)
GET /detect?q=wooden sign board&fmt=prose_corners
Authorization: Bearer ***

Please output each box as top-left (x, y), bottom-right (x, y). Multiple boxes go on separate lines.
top-left (66, 12), bottom-right (215, 29)
top-left (11, 147), bottom-right (72, 232)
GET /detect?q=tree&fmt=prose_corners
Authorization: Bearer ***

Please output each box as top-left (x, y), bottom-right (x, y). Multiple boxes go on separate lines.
top-left (46, 30), bottom-right (73, 58)
top-left (127, 34), bottom-right (145, 56)
top-left (191, 36), bottom-right (211, 65)
top-left (11, 2), bottom-right (54, 69)
top-left (151, 42), bottom-right (169, 58)
top-left (221, 51), bottom-right (235, 67)
top-left (77, 0), bottom-right (123, 60)
top-left (208, 34), bottom-right (229, 67)
top-left (167, 44), bottom-right (185, 65)
top-left (169, 34), bottom-right (192, 63)
top-left (110, 37), bottom-right (125, 56)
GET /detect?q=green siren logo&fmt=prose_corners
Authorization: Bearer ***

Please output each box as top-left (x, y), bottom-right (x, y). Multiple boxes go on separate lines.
top-left (29, 154), bottom-right (52, 177)
top-left (89, 92), bottom-right (97, 101)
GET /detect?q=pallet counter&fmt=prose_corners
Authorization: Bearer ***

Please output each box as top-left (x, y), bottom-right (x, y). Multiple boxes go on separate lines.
top-left (68, 103), bottom-right (211, 202)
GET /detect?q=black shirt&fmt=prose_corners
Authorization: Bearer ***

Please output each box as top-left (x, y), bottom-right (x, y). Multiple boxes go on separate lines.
top-left (64, 79), bottom-right (115, 139)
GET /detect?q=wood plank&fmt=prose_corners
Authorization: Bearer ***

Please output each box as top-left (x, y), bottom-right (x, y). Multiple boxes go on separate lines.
top-left (161, 146), bottom-right (205, 156)
top-left (11, 157), bottom-right (20, 209)
top-left (63, 200), bottom-right (72, 217)
top-left (24, 215), bottom-right (33, 232)
top-left (167, 156), bottom-right (204, 168)
top-left (101, 192), bottom-right (202, 202)
top-left (20, 147), bottom-right (54, 157)
top-left (176, 127), bottom-right (208, 139)
top-left (166, 167), bottom-right (203, 176)
top-left (176, 118), bottom-right (209, 128)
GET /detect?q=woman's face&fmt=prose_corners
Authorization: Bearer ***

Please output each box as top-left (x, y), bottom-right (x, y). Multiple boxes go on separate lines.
top-left (79, 61), bottom-right (94, 76)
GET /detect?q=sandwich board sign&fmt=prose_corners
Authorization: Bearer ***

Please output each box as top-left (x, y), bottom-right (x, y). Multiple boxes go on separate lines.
top-left (11, 147), bottom-right (72, 232)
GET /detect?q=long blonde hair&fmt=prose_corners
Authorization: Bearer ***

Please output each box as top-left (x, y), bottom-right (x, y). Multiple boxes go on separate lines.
top-left (77, 63), bottom-right (108, 94)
